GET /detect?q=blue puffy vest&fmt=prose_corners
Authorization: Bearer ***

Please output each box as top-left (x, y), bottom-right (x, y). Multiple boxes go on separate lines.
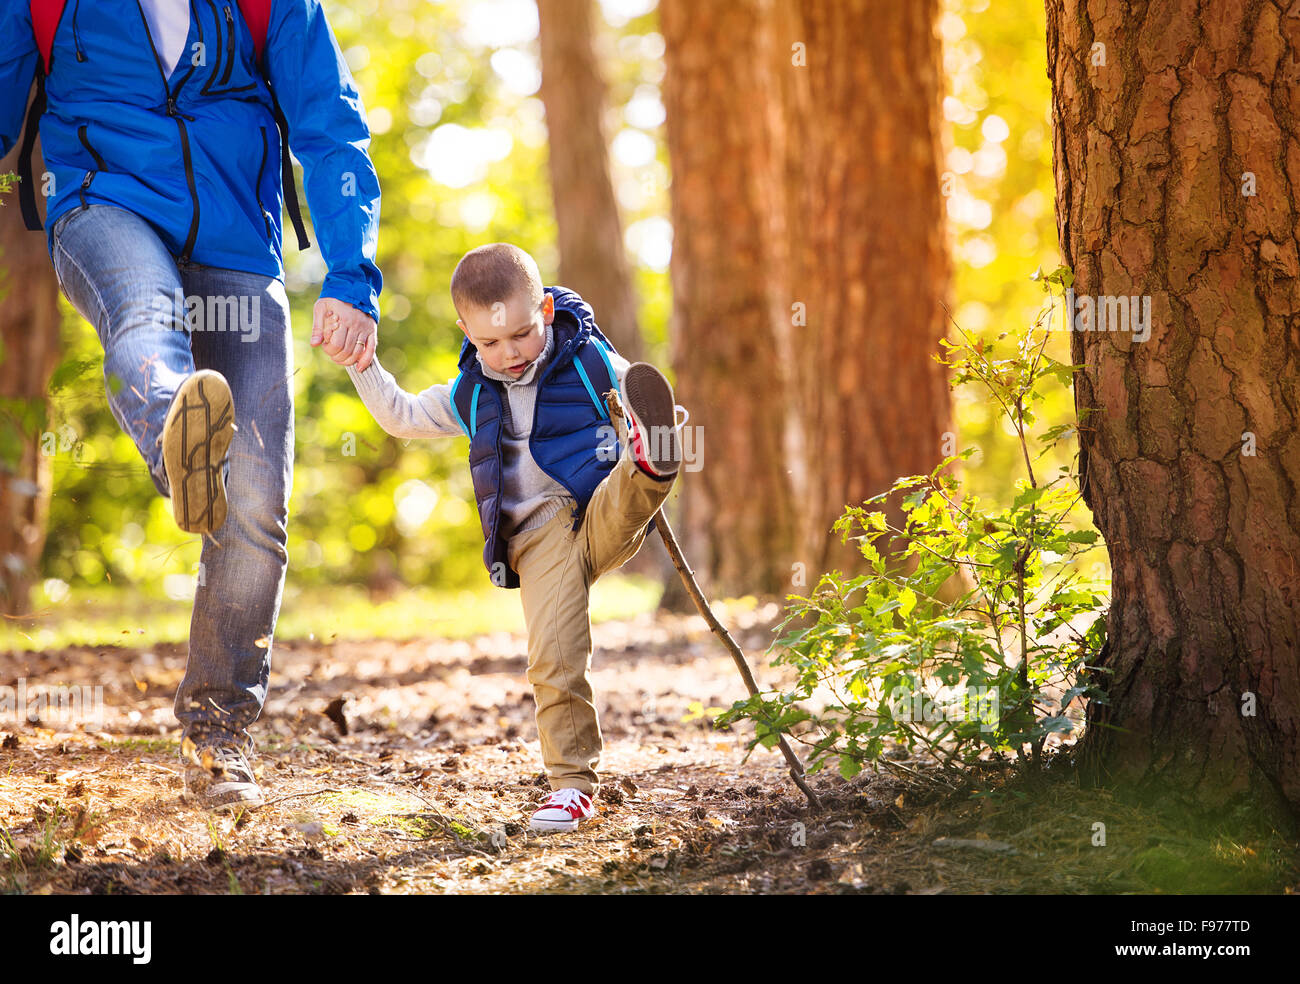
top-left (450, 286), bottom-right (628, 589)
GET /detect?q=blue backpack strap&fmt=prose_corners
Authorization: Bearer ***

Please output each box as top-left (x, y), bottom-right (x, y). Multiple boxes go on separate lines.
top-left (588, 335), bottom-right (620, 390)
top-left (573, 335), bottom-right (620, 419)
top-left (469, 383), bottom-right (483, 436)
top-left (449, 372), bottom-right (472, 437)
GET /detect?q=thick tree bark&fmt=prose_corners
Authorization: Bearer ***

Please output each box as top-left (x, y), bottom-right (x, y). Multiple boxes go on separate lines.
top-left (537, 0), bottom-right (643, 361)
top-left (785, 0), bottom-right (952, 575)
top-left (0, 135), bottom-right (61, 615)
top-left (660, 0), bottom-right (799, 596)
top-left (1046, 0), bottom-right (1300, 816)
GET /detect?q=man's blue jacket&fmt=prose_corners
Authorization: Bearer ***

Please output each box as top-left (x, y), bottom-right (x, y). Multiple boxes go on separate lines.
top-left (0, 1), bottom-right (382, 321)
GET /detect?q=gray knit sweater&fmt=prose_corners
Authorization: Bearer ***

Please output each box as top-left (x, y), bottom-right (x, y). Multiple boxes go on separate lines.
top-left (347, 323), bottom-right (630, 539)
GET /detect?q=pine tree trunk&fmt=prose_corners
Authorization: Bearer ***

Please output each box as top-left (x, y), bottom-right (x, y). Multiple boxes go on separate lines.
top-left (1046, 0), bottom-right (1300, 816)
top-left (537, 0), bottom-right (643, 361)
top-left (0, 139), bottom-right (61, 616)
top-left (786, 0), bottom-right (952, 575)
top-left (660, 0), bottom-right (951, 596)
top-left (660, 0), bottom-right (799, 596)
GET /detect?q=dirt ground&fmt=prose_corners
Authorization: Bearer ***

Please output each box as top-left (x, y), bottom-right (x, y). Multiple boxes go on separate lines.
top-left (2, 605), bottom-right (1297, 895)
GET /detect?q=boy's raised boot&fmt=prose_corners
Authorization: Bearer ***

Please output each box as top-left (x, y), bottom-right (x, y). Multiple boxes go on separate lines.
top-left (621, 362), bottom-right (684, 479)
top-left (529, 787), bottom-right (595, 833)
top-left (161, 369), bottom-right (236, 535)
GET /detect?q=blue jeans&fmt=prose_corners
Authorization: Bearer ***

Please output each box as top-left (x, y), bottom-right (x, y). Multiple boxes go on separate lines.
top-left (51, 204), bottom-right (293, 748)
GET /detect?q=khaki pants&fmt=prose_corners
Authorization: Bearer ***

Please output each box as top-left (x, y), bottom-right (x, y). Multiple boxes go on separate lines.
top-left (506, 451), bottom-right (676, 795)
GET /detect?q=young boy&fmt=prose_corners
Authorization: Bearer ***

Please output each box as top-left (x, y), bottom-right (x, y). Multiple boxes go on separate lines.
top-left (344, 243), bottom-right (684, 832)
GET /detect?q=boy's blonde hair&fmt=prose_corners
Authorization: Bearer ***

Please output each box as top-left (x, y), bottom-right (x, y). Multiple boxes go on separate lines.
top-left (450, 243), bottom-right (544, 317)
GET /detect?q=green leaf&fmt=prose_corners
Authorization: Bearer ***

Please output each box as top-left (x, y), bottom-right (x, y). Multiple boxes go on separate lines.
top-left (897, 587), bottom-right (917, 618)
top-left (1012, 484), bottom-right (1048, 510)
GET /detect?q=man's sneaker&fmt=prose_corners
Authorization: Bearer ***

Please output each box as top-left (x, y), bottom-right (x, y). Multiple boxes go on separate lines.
top-left (181, 735), bottom-right (264, 813)
top-left (621, 362), bottom-right (686, 479)
top-left (162, 369), bottom-right (236, 534)
top-left (529, 788), bottom-right (595, 833)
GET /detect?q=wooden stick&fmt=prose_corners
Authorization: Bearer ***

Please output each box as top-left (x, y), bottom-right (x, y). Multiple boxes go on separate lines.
top-left (605, 390), bottom-right (821, 810)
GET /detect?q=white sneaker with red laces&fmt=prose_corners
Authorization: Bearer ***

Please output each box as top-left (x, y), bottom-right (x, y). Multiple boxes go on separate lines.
top-left (530, 788), bottom-right (595, 833)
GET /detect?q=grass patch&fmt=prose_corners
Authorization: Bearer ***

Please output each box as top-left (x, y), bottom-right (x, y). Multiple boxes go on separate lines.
top-left (312, 789), bottom-right (478, 842)
top-left (382, 814), bottom-right (446, 840)
top-left (1, 575), bottom-right (662, 652)
top-left (100, 737), bottom-right (178, 755)
top-left (317, 789), bottom-right (411, 815)
top-left (1, 801), bottom-right (105, 894)
top-left (917, 773), bottom-right (1298, 894)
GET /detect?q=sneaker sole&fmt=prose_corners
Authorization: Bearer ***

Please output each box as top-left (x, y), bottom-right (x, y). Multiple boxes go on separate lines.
top-left (204, 785), bottom-right (265, 813)
top-left (622, 363), bottom-right (679, 476)
top-left (529, 816), bottom-right (580, 833)
top-left (182, 767), bottom-right (265, 813)
top-left (162, 370), bottom-right (235, 534)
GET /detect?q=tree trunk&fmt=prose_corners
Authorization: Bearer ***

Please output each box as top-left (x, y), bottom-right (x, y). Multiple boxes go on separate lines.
top-left (786, 0), bottom-right (952, 576)
top-left (1046, 0), bottom-right (1300, 816)
top-left (660, 0), bottom-right (799, 596)
top-left (537, 0), bottom-right (643, 361)
top-left (0, 131), bottom-right (61, 615)
top-left (660, 0), bottom-right (951, 597)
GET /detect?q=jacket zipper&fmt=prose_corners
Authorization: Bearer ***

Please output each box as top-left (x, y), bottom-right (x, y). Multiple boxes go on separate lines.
top-left (528, 337), bottom-right (586, 525)
top-left (220, 6), bottom-right (236, 85)
top-left (135, 1), bottom-right (201, 263)
top-left (256, 127), bottom-right (272, 236)
top-left (202, 2), bottom-right (254, 94)
top-left (77, 124), bottom-right (105, 209)
top-left (202, 2), bottom-right (223, 93)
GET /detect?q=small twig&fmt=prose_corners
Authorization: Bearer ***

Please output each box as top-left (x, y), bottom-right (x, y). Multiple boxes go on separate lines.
top-left (259, 786), bottom-right (348, 807)
top-left (317, 747), bottom-right (376, 768)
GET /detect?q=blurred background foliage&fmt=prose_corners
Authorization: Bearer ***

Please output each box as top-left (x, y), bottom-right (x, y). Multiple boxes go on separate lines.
top-left (16, 0), bottom-right (1081, 644)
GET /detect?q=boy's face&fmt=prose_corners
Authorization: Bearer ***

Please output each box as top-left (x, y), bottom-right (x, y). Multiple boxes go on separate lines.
top-left (458, 291), bottom-right (554, 377)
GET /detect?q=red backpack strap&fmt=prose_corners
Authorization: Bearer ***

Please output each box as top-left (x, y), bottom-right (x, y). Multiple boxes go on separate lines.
top-left (30, 0), bottom-right (69, 74)
top-left (236, 0), bottom-right (273, 66)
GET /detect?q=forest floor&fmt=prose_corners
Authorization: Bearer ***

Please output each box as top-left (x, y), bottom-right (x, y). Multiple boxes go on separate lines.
top-left (2, 603), bottom-right (1297, 895)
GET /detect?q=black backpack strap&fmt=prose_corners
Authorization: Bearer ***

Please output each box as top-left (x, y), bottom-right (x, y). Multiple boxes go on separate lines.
top-left (232, 0), bottom-right (309, 250)
top-left (267, 89), bottom-right (310, 250)
top-left (18, 67), bottom-right (47, 232)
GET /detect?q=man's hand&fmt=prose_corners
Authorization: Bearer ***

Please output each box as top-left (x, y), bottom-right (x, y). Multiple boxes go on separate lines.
top-left (311, 297), bottom-right (377, 371)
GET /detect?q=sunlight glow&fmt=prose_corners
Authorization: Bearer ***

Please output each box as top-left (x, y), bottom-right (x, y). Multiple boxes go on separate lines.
top-left (625, 216), bottom-right (672, 271)
top-left (415, 124), bottom-right (514, 188)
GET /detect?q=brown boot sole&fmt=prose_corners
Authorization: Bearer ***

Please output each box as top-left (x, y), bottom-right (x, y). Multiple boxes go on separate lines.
top-left (162, 370), bottom-right (235, 534)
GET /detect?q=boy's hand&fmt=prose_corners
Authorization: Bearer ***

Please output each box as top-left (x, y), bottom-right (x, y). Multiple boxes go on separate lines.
top-left (312, 297), bottom-right (377, 371)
